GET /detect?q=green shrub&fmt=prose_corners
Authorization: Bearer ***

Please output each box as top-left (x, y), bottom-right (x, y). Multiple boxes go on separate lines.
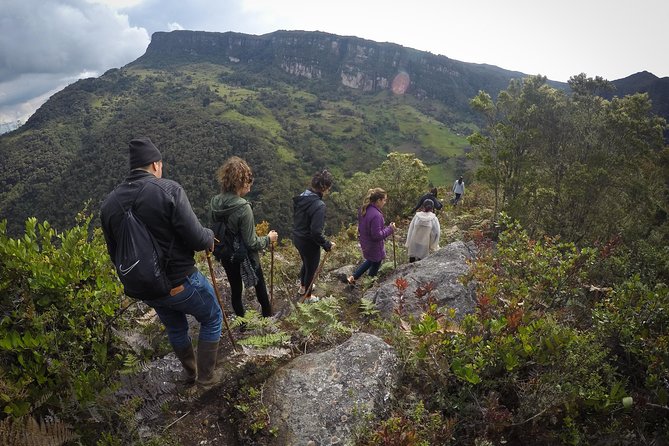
top-left (594, 278), bottom-right (669, 405)
top-left (360, 215), bottom-right (661, 445)
top-left (0, 214), bottom-right (129, 420)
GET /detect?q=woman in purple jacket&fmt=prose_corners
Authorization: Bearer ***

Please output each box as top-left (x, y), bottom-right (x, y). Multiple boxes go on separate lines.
top-left (347, 188), bottom-right (396, 285)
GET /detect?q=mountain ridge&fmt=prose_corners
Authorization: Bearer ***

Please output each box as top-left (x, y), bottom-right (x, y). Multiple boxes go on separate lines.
top-left (131, 30), bottom-right (552, 112)
top-left (131, 30), bottom-right (669, 127)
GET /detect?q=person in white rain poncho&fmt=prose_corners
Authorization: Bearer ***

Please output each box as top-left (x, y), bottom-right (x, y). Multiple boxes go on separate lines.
top-left (405, 199), bottom-right (441, 262)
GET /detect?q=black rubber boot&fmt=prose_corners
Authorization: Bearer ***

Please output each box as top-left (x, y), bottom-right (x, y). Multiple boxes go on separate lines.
top-left (196, 340), bottom-right (220, 388)
top-left (173, 344), bottom-right (196, 385)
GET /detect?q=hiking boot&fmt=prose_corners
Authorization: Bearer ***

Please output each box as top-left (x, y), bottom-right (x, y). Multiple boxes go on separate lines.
top-left (346, 275), bottom-right (356, 286)
top-left (196, 340), bottom-right (221, 388)
top-left (173, 344), bottom-right (197, 385)
top-left (261, 302), bottom-right (273, 318)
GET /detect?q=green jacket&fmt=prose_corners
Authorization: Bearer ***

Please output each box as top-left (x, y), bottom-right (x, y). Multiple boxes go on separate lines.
top-left (210, 192), bottom-right (270, 263)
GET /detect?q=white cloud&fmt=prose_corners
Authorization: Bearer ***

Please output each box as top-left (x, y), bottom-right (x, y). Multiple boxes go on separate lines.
top-left (85, 0), bottom-right (145, 8)
top-left (168, 22), bottom-right (184, 31)
top-left (0, 0), bottom-right (150, 123)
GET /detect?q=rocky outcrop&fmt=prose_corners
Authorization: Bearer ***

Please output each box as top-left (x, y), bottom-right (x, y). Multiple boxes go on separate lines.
top-left (134, 30), bottom-right (534, 107)
top-left (364, 241), bottom-right (477, 319)
top-left (263, 332), bottom-right (399, 446)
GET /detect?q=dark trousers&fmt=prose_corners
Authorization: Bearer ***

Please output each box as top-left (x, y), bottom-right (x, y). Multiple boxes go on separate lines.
top-left (293, 236), bottom-right (321, 296)
top-left (352, 259), bottom-right (382, 280)
top-left (221, 258), bottom-right (272, 317)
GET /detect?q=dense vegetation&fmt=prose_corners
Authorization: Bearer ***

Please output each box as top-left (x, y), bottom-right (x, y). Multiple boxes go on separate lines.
top-left (0, 57), bottom-right (471, 238)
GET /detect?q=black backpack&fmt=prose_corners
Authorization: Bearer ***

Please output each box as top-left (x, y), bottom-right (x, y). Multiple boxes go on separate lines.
top-left (113, 183), bottom-right (172, 299)
top-left (212, 218), bottom-right (247, 264)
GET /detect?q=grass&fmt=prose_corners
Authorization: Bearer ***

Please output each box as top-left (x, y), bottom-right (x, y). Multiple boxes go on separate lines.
top-left (428, 160), bottom-right (456, 187)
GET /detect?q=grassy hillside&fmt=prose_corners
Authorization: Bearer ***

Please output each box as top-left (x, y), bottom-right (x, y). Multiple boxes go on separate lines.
top-left (0, 60), bottom-right (471, 236)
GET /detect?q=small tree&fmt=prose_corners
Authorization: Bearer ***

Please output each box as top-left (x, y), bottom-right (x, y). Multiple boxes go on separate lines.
top-left (330, 152), bottom-right (429, 227)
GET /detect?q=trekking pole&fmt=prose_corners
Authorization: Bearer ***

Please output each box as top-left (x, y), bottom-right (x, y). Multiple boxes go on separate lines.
top-left (205, 251), bottom-right (238, 350)
top-left (301, 249), bottom-right (331, 303)
top-left (269, 241), bottom-right (275, 305)
top-left (392, 232), bottom-right (397, 269)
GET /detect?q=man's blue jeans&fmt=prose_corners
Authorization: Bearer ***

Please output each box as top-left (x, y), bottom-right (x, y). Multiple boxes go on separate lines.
top-left (144, 270), bottom-right (222, 349)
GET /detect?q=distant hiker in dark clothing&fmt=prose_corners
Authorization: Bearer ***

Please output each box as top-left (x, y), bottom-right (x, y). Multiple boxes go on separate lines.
top-left (347, 188), bottom-right (396, 285)
top-left (452, 176), bottom-right (465, 205)
top-left (100, 137), bottom-right (221, 388)
top-left (292, 170), bottom-right (335, 302)
top-left (406, 198), bottom-right (440, 262)
top-left (210, 156), bottom-right (278, 318)
top-left (411, 187), bottom-right (443, 214)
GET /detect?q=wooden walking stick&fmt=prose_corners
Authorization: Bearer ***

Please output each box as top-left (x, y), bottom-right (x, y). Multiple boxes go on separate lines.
top-left (269, 241), bottom-right (275, 305)
top-left (205, 251), bottom-right (238, 350)
top-left (392, 232), bottom-right (397, 269)
top-left (300, 249), bottom-right (331, 303)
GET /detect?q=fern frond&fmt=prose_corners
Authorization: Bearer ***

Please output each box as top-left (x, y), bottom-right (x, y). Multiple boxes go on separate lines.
top-left (287, 296), bottom-right (353, 344)
top-left (240, 346), bottom-right (291, 359)
top-left (0, 416), bottom-right (79, 446)
top-left (359, 298), bottom-right (379, 316)
top-left (229, 309), bottom-right (280, 331)
top-left (112, 327), bottom-right (152, 353)
top-left (238, 332), bottom-right (291, 348)
top-left (32, 391), bottom-right (53, 411)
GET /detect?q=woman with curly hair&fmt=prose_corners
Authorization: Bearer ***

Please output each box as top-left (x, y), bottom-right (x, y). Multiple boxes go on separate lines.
top-left (210, 156), bottom-right (278, 318)
top-left (292, 169), bottom-right (335, 302)
top-left (347, 188), bottom-right (395, 285)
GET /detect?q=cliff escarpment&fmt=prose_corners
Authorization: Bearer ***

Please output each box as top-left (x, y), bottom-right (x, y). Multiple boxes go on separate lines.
top-left (131, 30), bottom-right (533, 110)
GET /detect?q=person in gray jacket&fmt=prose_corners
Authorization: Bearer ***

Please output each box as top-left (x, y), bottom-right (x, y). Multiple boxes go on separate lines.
top-left (100, 137), bottom-right (221, 388)
top-left (292, 170), bottom-right (335, 302)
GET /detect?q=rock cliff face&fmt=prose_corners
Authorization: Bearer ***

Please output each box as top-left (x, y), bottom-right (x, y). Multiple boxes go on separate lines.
top-left (133, 30), bottom-right (533, 110)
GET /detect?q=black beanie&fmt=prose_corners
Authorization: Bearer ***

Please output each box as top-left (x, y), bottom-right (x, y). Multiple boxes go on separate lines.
top-left (128, 137), bottom-right (162, 170)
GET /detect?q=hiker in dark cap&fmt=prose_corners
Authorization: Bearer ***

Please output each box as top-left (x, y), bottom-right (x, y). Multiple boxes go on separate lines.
top-left (100, 137), bottom-right (222, 389)
top-left (411, 187), bottom-right (443, 214)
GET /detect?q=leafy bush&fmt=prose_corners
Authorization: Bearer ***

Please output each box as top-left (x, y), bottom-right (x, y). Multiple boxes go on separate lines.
top-left (594, 278), bottom-right (669, 406)
top-left (360, 215), bottom-right (669, 445)
top-left (0, 214), bottom-right (130, 421)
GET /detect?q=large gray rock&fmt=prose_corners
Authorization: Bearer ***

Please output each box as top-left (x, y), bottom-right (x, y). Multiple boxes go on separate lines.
top-left (365, 240), bottom-right (477, 319)
top-left (264, 332), bottom-right (399, 446)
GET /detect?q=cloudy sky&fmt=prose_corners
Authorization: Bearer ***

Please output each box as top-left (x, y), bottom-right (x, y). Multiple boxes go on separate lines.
top-left (2, 0), bottom-right (667, 125)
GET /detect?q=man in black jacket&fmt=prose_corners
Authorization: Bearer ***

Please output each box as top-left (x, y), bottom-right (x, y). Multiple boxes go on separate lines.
top-left (411, 187), bottom-right (444, 214)
top-left (100, 137), bottom-right (221, 387)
